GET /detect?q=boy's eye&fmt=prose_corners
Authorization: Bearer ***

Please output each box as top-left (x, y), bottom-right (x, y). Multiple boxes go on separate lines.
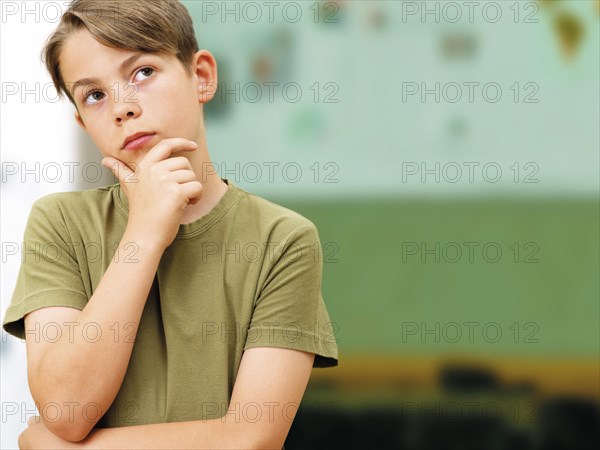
top-left (83, 90), bottom-right (105, 105)
top-left (133, 67), bottom-right (154, 82)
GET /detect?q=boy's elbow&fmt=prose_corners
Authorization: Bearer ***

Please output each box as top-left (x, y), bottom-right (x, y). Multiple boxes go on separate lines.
top-left (29, 379), bottom-right (99, 442)
top-left (43, 416), bottom-right (94, 443)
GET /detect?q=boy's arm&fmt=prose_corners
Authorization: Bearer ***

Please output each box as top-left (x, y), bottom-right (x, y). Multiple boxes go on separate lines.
top-left (21, 347), bottom-right (315, 449)
top-left (25, 233), bottom-right (165, 443)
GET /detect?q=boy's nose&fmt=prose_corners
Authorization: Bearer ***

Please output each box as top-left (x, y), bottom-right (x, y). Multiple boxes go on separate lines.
top-left (112, 82), bottom-right (142, 123)
top-left (114, 110), bottom-right (137, 124)
top-left (113, 102), bottom-right (141, 123)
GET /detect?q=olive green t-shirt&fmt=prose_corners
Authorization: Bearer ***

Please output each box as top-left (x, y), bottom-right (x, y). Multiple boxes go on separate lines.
top-left (2, 178), bottom-right (338, 428)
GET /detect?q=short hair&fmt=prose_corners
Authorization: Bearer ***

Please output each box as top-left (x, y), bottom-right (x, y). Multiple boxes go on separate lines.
top-left (41, 0), bottom-right (200, 106)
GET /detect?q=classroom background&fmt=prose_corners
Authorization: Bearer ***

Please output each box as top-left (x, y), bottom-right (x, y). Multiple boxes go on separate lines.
top-left (1, 1), bottom-right (598, 448)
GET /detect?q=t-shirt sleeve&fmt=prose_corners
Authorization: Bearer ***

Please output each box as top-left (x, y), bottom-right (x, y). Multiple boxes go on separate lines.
top-left (2, 197), bottom-right (88, 341)
top-left (243, 224), bottom-right (338, 368)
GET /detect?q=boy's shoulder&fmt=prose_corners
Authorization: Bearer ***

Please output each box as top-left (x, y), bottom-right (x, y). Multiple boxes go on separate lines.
top-left (31, 183), bottom-right (118, 214)
top-left (235, 183), bottom-right (319, 236)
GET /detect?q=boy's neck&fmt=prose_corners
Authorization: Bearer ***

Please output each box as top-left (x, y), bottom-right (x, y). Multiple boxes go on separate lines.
top-left (179, 173), bottom-right (229, 225)
top-left (178, 142), bottom-right (229, 225)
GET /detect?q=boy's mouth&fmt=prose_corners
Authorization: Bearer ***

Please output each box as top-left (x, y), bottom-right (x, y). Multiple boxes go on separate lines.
top-left (122, 132), bottom-right (156, 150)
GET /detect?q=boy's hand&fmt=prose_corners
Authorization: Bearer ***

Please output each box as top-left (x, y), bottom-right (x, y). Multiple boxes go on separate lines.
top-left (101, 138), bottom-right (203, 251)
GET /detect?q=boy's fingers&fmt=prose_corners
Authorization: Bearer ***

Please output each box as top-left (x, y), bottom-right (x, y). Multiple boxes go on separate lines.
top-left (101, 157), bottom-right (134, 183)
top-left (145, 138), bottom-right (198, 164)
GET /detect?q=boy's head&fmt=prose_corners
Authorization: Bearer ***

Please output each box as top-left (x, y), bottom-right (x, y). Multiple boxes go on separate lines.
top-left (41, 0), bottom-right (217, 162)
top-left (43, 0), bottom-right (200, 107)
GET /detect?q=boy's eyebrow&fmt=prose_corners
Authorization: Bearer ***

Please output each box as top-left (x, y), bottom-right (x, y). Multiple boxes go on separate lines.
top-left (68, 53), bottom-right (147, 98)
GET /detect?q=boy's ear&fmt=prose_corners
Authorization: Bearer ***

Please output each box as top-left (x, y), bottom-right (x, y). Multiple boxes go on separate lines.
top-left (192, 50), bottom-right (218, 104)
top-left (74, 111), bottom-right (86, 130)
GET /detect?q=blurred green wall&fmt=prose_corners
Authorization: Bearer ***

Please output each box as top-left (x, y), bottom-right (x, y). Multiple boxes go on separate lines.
top-left (184, 0), bottom-right (599, 364)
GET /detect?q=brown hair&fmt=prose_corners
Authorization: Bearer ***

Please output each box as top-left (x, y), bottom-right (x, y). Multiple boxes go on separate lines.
top-left (41, 0), bottom-right (199, 106)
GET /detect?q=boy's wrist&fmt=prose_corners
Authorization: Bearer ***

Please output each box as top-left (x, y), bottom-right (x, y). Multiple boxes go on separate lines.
top-left (122, 226), bottom-right (168, 255)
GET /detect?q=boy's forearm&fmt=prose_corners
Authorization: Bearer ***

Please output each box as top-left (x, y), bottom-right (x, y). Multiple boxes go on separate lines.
top-left (32, 229), bottom-right (165, 440)
top-left (81, 416), bottom-right (268, 450)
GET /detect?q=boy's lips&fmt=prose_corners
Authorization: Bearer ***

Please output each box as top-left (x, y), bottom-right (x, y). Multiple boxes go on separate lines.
top-left (122, 132), bottom-right (156, 150)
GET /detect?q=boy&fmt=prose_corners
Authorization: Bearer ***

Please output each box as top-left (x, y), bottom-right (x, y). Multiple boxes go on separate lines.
top-left (2, 1), bottom-right (338, 448)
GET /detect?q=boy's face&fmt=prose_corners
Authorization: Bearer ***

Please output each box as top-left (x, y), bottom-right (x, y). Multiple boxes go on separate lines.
top-left (60, 28), bottom-right (216, 164)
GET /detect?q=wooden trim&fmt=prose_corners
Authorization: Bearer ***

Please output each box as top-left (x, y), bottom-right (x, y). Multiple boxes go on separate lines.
top-left (310, 354), bottom-right (600, 399)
